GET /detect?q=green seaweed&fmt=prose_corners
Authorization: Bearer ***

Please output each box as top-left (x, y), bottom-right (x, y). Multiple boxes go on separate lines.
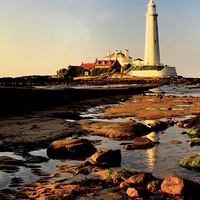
top-left (187, 125), bottom-right (200, 138)
top-left (104, 170), bottom-right (113, 177)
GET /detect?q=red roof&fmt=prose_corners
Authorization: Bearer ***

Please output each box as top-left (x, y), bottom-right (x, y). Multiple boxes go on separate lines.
top-left (94, 59), bottom-right (116, 66)
top-left (80, 63), bottom-right (94, 69)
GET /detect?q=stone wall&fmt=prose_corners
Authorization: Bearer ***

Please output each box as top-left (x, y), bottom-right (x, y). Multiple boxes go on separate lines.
top-left (128, 67), bottom-right (177, 77)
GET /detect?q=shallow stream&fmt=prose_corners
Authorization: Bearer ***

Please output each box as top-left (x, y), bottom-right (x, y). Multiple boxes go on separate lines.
top-left (1, 84), bottom-right (200, 191)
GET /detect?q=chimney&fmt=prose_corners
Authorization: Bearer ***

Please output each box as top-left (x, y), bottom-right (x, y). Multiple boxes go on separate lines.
top-left (108, 51), bottom-right (110, 56)
top-left (115, 50), bottom-right (118, 55)
top-left (125, 49), bottom-right (129, 58)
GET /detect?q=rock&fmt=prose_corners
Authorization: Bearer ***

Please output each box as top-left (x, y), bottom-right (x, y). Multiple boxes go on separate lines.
top-left (78, 120), bottom-right (151, 140)
top-left (126, 187), bottom-right (140, 198)
top-left (47, 138), bottom-right (97, 159)
top-left (126, 187), bottom-right (149, 199)
top-left (176, 121), bottom-right (184, 128)
top-left (179, 153), bottom-right (200, 171)
top-left (165, 120), bottom-right (174, 126)
top-left (91, 148), bottom-right (121, 167)
top-left (183, 123), bottom-right (190, 128)
top-left (127, 172), bottom-right (154, 187)
top-left (161, 176), bottom-right (184, 195)
top-left (147, 179), bottom-right (162, 192)
top-left (179, 131), bottom-right (187, 134)
top-left (190, 138), bottom-right (200, 146)
top-left (161, 176), bottom-right (200, 198)
top-left (125, 118), bottom-right (136, 123)
top-left (149, 121), bottom-right (168, 132)
top-left (169, 140), bottom-right (182, 144)
top-left (189, 141), bottom-right (195, 147)
top-left (120, 181), bottom-right (130, 189)
top-left (125, 137), bottom-right (155, 150)
top-left (187, 125), bottom-right (200, 138)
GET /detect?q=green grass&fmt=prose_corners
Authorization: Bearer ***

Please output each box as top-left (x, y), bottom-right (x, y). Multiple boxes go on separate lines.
top-left (133, 65), bottom-right (164, 71)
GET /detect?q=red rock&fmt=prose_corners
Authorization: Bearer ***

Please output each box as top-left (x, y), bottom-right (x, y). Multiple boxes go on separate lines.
top-left (183, 123), bottom-right (190, 128)
top-left (125, 137), bottom-right (155, 150)
top-left (120, 181), bottom-right (130, 189)
top-left (126, 187), bottom-right (140, 198)
top-left (176, 121), bottom-right (184, 128)
top-left (126, 118), bottom-right (136, 123)
top-left (91, 148), bottom-right (121, 166)
top-left (113, 177), bottom-right (120, 185)
top-left (161, 176), bottom-right (184, 195)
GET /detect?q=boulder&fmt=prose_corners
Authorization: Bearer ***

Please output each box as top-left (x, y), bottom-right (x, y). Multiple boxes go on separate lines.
top-left (91, 148), bottom-right (121, 167)
top-left (161, 176), bottom-right (184, 195)
top-left (47, 138), bottom-right (97, 159)
top-left (161, 176), bottom-right (200, 198)
top-left (187, 125), bottom-right (200, 138)
top-left (179, 153), bottom-right (200, 171)
top-left (125, 137), bottom-right (155, 150)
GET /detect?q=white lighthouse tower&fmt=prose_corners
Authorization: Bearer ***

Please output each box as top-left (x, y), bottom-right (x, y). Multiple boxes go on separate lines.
top-left (144, 0), bottom-right (160, 66)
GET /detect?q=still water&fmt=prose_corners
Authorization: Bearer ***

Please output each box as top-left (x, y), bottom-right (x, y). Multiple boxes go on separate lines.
top-left (1, 84), bottom-right (200, 190)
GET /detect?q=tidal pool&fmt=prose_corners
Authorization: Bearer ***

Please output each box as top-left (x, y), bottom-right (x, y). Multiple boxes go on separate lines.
top-left (1, 84), bottom-right (200, 191)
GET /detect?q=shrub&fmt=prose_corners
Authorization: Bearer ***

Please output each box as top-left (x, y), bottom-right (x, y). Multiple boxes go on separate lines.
top-left (133, 65), bottom-right (164, 71)
top-left (91, 68), bottom-right (111, 76)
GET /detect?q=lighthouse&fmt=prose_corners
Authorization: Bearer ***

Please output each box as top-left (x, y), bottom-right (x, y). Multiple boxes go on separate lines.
top-left (144, 0), bottom-right (160, 66)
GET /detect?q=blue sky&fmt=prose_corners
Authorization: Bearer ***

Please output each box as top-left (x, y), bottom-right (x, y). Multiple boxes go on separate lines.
top-left (0, 0), bottom-right (200, 78)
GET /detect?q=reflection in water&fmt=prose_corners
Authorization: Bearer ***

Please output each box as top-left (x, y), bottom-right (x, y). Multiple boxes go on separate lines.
top-left (146, 132), bottom-right (159, 171)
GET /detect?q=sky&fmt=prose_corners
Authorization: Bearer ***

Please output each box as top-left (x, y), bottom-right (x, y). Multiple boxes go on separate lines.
top-left (0, 0), bottom-right (200, 78)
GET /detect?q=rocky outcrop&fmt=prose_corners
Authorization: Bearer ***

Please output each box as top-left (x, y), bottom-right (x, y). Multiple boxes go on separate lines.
top-left (47, 138), bottom-right (97, 159)
top-left (91, 148), bottom-right (121, 167)
top-left (124, 137), bottom-right (155, 150)
top-left (16, 160), bottom-right (200, 200)
top-left (161, 176), bottom-right (200, 199)
top-left (78, 120), bottom-right (152, 140)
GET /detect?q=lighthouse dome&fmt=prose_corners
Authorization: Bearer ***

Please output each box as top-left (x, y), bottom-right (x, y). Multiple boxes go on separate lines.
top-left (147, 0), bottom-right (156, 14)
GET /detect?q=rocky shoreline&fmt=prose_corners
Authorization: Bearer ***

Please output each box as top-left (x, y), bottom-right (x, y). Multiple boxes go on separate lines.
top-left (1, 76), bottom-right (200, 199)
